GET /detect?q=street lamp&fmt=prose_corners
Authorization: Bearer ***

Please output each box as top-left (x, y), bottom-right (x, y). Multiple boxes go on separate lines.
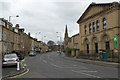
top-left (43, 36), bottom-right (46, 43)
top-left (9, 15), bottom-right (19, 22)
top-left (35, 32), bottom-right (41, 40)
top-left (56, 32), bottom-right (62, 53)
top-left (8, 15), bottom-right (19, 53)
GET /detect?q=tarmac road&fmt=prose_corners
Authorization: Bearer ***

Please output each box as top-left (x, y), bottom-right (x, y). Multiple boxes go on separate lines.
top-left (12, 52), bottom-right (119, 79)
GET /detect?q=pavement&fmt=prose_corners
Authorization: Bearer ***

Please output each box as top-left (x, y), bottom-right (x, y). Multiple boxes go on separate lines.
top-left (60, 53), bottom-right (119, 68)
top-left (2, 59), bottom-right (27, 80)
top-left (9, 52), bottom-right (118, 79)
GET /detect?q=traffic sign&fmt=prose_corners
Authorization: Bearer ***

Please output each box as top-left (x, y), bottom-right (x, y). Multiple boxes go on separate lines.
top-left (114, 36), bottom-right (118, 47)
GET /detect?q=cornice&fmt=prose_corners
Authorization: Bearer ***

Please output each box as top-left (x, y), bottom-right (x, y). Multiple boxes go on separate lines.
top-left (77, 4), bottom-right (119, 24)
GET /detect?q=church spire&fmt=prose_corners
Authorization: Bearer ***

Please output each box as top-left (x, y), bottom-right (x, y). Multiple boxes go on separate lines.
top-left (65, 24), bottom-right (68, 38)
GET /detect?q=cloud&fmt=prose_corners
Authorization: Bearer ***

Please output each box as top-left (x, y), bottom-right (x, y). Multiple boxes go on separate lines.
top-left (0, 0), bottom-right (119, 43)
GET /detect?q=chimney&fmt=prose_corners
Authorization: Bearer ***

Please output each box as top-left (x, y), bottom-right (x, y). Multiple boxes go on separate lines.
top-left (28, 32), bottom-right (30, 36)
top-left (15, 24), bottom-right (19, 29)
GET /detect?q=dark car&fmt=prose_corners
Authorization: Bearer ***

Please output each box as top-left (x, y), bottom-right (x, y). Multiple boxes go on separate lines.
top-left (11, 50), bottom-right (25, 60)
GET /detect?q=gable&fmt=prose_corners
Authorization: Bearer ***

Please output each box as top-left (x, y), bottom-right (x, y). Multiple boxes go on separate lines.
top-left (82, 6), bottom-right (103, 19)
top-left (77, 3), bottom-right (111, 23)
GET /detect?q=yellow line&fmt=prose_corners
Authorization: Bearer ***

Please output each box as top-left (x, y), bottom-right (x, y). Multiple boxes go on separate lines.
top-left (8, 68), bottom-right (29, 79)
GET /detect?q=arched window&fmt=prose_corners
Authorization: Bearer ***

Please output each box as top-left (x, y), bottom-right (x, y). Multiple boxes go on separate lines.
top-left (89, 23), bottom-right (91, 33)
top-left (96, 20), bottom-right (99, 31)
top-left (103, 18), bottom-right (106, 29)
top-left (93, 22), bottom-right (95, 32)
top-left (84, 25), bottom-right (87, 35)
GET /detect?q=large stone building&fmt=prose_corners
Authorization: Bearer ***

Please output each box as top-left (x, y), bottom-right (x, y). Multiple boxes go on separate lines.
top-left (64, 2), bottom-right (120, 58)
top-left (77, 2), bottom-right (120, 56)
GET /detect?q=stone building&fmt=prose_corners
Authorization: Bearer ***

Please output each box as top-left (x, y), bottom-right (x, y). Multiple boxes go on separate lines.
top-left (64, 2), bottom-right (120, 58)
top-left (0, 18), bottom-right (48, 56)
top-left (64, 25), bottom-right (80, 57)
top-left (77, 2), bottom-right (120, 56)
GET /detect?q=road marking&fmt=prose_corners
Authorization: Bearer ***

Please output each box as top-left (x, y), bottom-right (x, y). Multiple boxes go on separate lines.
top-left (50, 63), bottom-right (63, 68)
top-left (71, 70), bottom-right (101, 78)
top-left (8, 68), bottom-right (29, 79)
top-left (43, 60), bottom-right (47, 63)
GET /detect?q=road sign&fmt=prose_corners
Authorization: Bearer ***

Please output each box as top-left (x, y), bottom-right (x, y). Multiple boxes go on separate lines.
top-left (114, 36), bottom-right (118, 47)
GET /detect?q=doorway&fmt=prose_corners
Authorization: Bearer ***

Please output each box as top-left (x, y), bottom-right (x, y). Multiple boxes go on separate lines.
top-left (95, 43), bottom-right (98, 54)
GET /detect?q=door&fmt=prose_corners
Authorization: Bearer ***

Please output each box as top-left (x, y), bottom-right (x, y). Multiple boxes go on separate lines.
top-left (106, 41), bottom-right (110, 50)
top-left (95, 43), bottom-right (98, 54)
top-left (87, 44), bottom-right (89, 54)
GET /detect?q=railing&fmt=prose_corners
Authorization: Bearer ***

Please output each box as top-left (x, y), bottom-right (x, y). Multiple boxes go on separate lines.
top-left (65, 49), bottom-right (120, 63)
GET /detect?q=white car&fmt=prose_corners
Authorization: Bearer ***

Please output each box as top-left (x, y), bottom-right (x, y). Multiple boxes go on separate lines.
top-left (29, 51), bottom-right (36, 56)
top-left (2, 54), bottom-right (19, 67)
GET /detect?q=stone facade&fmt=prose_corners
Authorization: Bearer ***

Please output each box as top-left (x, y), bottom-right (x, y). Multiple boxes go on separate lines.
top-left (64, 2), bottom-right (120, 58)
top-left (77, 2), bottom-right (120, 55)
top-left (0, 18), bottom-right (48, 56)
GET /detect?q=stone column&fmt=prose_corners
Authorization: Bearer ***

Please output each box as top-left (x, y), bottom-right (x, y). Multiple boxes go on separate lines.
top-left (71, 50), bottom-right (75, 57)
top-left (76, 50), bottom-right (79, 58)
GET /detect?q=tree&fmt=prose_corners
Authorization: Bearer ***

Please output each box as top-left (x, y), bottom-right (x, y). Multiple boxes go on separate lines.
top-left (47, 40), bottom-right (56, 51)
top-left (47, 40), bottom-right (56, 46)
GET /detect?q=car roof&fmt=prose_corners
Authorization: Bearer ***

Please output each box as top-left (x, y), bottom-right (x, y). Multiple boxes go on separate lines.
top-left (4, 53), bottom-right (17, 56)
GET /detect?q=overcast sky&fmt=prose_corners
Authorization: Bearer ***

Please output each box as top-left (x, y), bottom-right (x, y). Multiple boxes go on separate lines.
top-left (0, 0), bottom-right (119, 44)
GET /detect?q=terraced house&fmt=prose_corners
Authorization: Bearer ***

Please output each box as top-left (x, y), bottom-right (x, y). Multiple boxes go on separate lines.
top-left (0, 18), bottom-right (48, 56)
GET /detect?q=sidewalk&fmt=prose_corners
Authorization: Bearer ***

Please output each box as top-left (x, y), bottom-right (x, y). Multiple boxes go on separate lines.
top-left (2, 60), bottom-right (27, 80)
top-left (60, 53), bottom-right (119, 68)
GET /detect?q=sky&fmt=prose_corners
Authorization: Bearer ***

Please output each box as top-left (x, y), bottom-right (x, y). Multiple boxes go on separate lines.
top-left (0, 0), bottom-right (119, 44)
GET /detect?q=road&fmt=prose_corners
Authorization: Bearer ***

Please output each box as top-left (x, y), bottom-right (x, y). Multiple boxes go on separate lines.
top-left (15, 52), bottom-right (118, 78)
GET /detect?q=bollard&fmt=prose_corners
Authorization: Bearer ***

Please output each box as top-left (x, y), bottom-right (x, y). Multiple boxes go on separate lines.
top-left (17, 60), bottom-right (20, 71)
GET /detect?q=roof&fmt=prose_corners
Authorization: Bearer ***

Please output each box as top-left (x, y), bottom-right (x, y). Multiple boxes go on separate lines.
top-left (72, 33), bottom-right (79, 37)
top-left (77, 2), bottom-right (120, 23)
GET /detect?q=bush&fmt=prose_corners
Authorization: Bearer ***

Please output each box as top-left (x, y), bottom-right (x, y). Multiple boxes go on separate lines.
top-left (65, 48), bottom-right (72, 57)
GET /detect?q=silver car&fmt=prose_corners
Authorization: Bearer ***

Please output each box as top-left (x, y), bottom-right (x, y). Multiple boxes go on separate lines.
top-left (29, 51), bottom-right (36, 56)
top-left (2, 54), bottom-right (19, 67)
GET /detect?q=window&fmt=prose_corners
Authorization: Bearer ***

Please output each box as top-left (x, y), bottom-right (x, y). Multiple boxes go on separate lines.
top-left (103, 18), bottom-right (106, 29)
top-left (93, 22), bottom-right (95, 32)
top-left (75, 38), bottom-right (77, 43)
top-left (0, 19), bottom-right (5, 26)
top-left (96, 20), bottom-right (99, 31)
top-left (4, 32), bottom-right (6, 41)
top-left (89, 23), bottom-right (91, 33)
top-left (84, 25), bottom-right (87, 35)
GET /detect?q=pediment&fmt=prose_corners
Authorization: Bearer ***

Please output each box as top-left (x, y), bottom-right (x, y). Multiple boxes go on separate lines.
top-left (77, 3), bottom-right (111, 23)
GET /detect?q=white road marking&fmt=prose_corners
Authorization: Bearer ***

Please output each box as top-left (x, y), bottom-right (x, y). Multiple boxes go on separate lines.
top-left (50, 63), bottom-right (63, 68)
top-left (72, 70), bottom-right (101, 78)
top-left (43, 60), bottom-right (47, 63)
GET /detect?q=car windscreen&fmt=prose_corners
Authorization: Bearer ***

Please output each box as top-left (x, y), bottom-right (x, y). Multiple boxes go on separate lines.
top-left (4, 54), bottom-right (17, 58)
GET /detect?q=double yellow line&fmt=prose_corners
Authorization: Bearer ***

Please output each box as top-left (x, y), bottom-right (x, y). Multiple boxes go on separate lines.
top-left (8, 68), bottom-right (29, 79)
top-left (8, 58), bottom-right (29, 79)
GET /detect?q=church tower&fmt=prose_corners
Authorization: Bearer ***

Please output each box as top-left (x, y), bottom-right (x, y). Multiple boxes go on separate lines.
top-left (64, 24), bottom-right (69, 49)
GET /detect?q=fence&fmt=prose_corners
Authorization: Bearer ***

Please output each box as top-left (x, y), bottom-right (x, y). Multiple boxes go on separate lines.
top-left (65, 49), bottom-right (120, 63)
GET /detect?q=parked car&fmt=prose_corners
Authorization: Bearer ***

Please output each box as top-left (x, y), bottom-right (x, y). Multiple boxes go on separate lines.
top-left (11, 50), bottom-right (24, 60)
top-left (2, 54), bottom-right (19, 67)
top-left (29, 51), bottom-right (36, 56)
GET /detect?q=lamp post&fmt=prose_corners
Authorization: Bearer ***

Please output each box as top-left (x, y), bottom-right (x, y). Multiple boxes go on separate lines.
top-left (43, 36), bottom-right (46, 43)
top-left (35, 32), bottom-right (41, 40)
top-left (56, 32), bottom-right (62, 53)
top-left (8, 15), bottom-right (19, 53)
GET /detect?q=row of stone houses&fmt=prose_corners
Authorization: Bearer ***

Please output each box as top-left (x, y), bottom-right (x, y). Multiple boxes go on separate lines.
top-left (0, 18), bottom-right (48, 56)
top-left (64, 2), bottom-right (120, 58)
